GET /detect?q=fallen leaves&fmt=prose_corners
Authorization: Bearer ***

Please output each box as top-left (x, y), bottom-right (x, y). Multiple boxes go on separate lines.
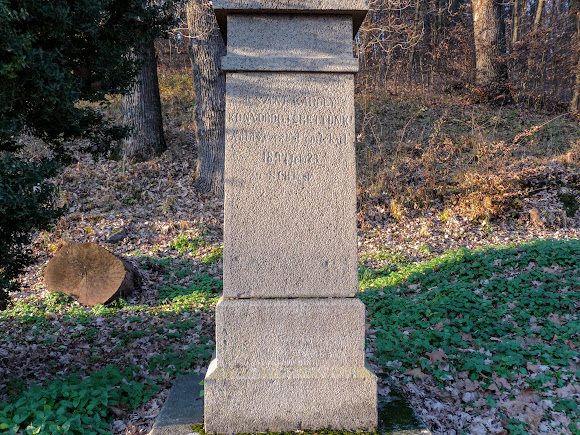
top-left (4, 133), bottom-right (580, 435)
top-left (463, 379), bottom-right (479, 392)
top-left (426, 349), bottom-right (447, 364)
top-left (404, 367), bottom-right (427, 381)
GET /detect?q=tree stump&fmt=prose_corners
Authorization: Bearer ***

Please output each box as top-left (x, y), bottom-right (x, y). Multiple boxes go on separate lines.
top-left (45, 243), bottom-right (141, 306)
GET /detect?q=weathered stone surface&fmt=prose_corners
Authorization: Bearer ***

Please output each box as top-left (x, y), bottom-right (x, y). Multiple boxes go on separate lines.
top-left (151, 373), bottom-right (430, 435)
top-left (222, 55), bottom-right (359, 72)
top-left (214, 0), bottom-right (368, 10)
top-left (228, 15), bottom-right (353, 59)
top-left (204, 360), bottom-right (378, 434)
top-left (205, 2), bottom-right (377, 432)
top-left (149, 374), bottom-right (204, 435)
top-left (222, 14), bottom-right (358, 72)
top-left (213, 0), bottom-right (368, 38)
top-left (215, 298), bottom-right (365, 368)
top-left (223, 72), bottom-right (357, 298)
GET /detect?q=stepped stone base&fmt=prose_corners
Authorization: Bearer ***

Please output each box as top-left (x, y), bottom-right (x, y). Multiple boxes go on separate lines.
top-left (204, 359), bottom-right (378, 434)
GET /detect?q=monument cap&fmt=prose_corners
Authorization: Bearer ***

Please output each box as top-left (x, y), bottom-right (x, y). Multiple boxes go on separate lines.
top-left (213, 0), bottom-right (369, 42)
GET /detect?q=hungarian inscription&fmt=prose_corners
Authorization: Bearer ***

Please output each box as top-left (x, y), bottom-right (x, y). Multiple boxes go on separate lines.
top-left (227, 77), bottom-right (354, 185)
top-left (228, 108), bottom-right (352, 183)
top-left (240, 94), bottom-right (340, 108)
top-left (263, 150), bottom-right (323, 183)
top-left (228, 112), bottom-right (353, 128)
top-left (263, 151), bottom-right (322, 166)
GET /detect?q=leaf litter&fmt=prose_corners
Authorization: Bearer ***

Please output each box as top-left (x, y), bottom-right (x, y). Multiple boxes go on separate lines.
top-left (1, 143), bottom-right (580, 433)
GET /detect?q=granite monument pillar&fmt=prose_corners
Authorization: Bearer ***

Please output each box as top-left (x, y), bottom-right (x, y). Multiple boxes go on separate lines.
top-left (204, 2), bottom-right (377, 433)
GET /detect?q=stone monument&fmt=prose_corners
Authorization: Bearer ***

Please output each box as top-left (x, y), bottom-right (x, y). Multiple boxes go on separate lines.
top-left (204, 1), bottom-right (378, 433)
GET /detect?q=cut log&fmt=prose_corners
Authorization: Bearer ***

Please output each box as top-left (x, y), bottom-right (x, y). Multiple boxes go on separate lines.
top-left (45, 242), bottom-right (141, 306)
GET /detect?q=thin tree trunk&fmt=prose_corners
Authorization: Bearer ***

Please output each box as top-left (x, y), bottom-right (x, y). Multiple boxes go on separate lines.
top-left (187, 0), bottom-right (226, 197)
top-left (572, 56), bottom-right (580, 111)
top-left (431, 0), bottom-right (440, 48)
top-left (572, 23), bottom-right (580, 112)
top-left (512, 0), bottom-right (519, 43)
top-left (533, 0), bottom-right (545, 31)
top-left (408, 0), bottom-right (422, 77)
top-left (495, 0), bottom-right (506, 58)
top-left (450, 0), bottom-right (461, 13)
top-left (121, 41), bottom-right (166, 162)
top-left (437, 0), bottom-right (446, 34)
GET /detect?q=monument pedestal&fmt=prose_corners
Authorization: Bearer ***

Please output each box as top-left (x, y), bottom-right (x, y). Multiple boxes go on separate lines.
top-left (205, 1), bottom-right (377, 433)
top-left (205, 361), bottom-right (377, 434)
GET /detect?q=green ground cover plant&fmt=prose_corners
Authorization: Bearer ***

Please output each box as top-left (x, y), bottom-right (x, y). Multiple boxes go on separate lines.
top-left (360, 239), bottom-right (580, 433)
top-left (0, 366), bottom-right (157, 434)
top-left (169, 234), bottom-right (205, 255)
top-left (201, 245), bottom-right (223, 265)
top-left (0, 255), bottom-right (220, 434)
top-left (2, 240), bottom-right (579, 433)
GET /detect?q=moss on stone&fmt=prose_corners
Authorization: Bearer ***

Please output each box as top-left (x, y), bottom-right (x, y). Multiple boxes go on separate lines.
top-left (191, 424), bottom-right (381, 435)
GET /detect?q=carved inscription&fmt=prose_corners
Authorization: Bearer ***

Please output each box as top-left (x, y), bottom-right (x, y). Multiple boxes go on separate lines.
top-left (229, 91), bottom-right (352, 184)
top-left (242, 95), bottom-right (339, 108)
top-left (228, 112), bottom-right (353, 128)
top-left (263, 151), bottom-right (322, 166)
top-left (268, 170), bottom-right (312, 183)
top-left (233, 131), bottom-right (348, 146)
top-left (263, 151), bottom-right (323, 183)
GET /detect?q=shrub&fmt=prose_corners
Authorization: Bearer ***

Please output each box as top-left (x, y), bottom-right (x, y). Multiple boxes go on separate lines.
top-left (0, 0), bottom-right (172, 154)
top-left (0, 0), bottom-right (173, 305)
top-left (0, 155), bottom-right (62, 307)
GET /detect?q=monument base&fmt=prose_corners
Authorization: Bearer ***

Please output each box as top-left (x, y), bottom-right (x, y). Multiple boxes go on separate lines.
top-left (204, 359), bottom-right (378, 434)
top-left (215, 297), bottom-right (366, 368)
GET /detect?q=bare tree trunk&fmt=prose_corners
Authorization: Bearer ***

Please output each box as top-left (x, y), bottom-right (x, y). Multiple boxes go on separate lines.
top-left (533, 0), bottom-right (545, 31)
top-left (408, 0), bottom-right (422, 76)
top-left (450, 0), bottom-right (461, 14)
top-left (121, 41), bottom-right (166, 162)
top-left (572, 23), bottom-right (580, 112)
top-left (572, 56), bottom-right (580, 111)
top-left (472, 0), bottom-right (507, 91)
top-left (512, 0), bottom-right (519, 44)
top-left (187, 0), bottom-right (226, 197)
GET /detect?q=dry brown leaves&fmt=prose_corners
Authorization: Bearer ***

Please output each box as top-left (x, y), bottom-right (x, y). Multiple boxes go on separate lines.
top-left (5, 144), bottom-right (580, 434)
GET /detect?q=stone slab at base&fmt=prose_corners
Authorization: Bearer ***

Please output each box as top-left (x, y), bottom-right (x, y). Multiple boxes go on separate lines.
top-left (204, 359), bottom-right (378, 434)
top-left (149, 374), bottom-right (204, 435)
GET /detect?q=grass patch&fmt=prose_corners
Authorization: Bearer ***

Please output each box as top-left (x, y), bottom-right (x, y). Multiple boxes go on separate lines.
top-left (169, 233), bottom-right (205, 255)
